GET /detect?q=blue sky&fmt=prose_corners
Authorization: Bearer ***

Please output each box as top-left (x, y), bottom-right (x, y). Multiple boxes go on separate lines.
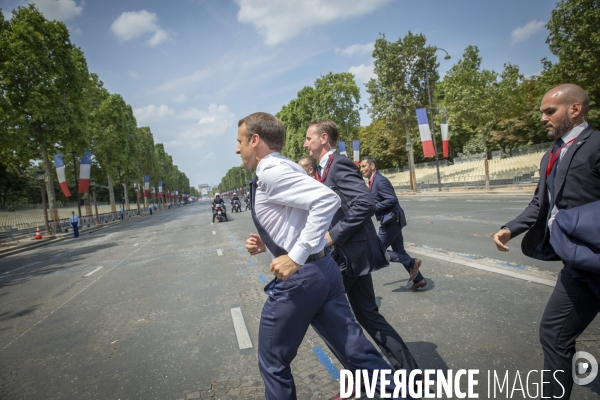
top-left (2, 0), bottom-right (558, 188)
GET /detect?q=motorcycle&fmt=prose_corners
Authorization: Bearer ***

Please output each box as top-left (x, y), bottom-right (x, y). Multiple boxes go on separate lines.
top-left (213, 203), bottom-right (227, 222)
top-left (245, 198), bottom-right (251, 210)
top-left (231, 199), bottom-right (242, 213)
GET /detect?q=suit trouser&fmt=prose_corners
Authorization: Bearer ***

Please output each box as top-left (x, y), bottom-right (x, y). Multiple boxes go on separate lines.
top-left (258, 255), bottom-right (402, 400)
top-left (343, 273), bottom-right (420, 374)
top-left (539, 267), bottom-right (600, 398)
top-left (378, 221), bottom-right (424, 283)
top-left (71, 222), bottom-right (79, 238)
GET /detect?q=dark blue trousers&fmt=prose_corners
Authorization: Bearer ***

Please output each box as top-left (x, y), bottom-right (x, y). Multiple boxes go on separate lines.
top-left (71, 222), bottom-right (79, 238)
top-left (378, 221), bottom-right (424, 283)
top-left (258, 255), bottom-right (402, 400)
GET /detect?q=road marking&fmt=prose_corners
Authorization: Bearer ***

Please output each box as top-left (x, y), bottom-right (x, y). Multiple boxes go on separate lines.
top-left (406, 246), bottom-right (556, 287)
top-left (230, 307), bottom-right (253, 350)
top-left (259, 274), bottom-right (268, 283)
top-left (217, 249), bottom-right (223, 256)
top-left (212, 231), bottom-right (216, 235)
top-left (133, 243), bottom-right (139, 247)
top-left (313, 347), bottom-right (340, 380)
top-left (84, 266), bottom-right (103, 277)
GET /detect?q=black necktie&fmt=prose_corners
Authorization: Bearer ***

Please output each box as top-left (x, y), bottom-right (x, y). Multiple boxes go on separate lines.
top-left (249, 175), bottom-right (287, 257)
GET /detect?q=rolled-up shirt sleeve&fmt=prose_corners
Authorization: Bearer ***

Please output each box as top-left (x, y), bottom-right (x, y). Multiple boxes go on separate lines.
top-left (259, 163), bottom-right (340, 264)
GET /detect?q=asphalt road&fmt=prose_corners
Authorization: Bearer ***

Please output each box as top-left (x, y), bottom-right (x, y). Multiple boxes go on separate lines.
top-left (0, 197), bottom-right (598, 400)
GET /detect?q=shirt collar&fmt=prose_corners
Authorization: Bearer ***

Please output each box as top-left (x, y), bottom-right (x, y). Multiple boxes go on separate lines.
top-left (256, 152), bottom-right (281, 175)
top-left (561, 121), bottom-right (588, 143)
top-left (318, 149), bottom-right (336, 169)
top-left (370, 171), bottom-right (376, 182)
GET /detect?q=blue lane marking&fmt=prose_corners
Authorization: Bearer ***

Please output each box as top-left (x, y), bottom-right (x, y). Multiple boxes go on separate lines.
top-left (248, 260), bottom-right (255, 266)
top-left (259, 275), bottom-right (268, 283)
top-left (313, 347), bottom-right (340, 380)
top-left (496, 261), bottom-right (525, 270)
top-left (455, 253), bottom-right (477, 259)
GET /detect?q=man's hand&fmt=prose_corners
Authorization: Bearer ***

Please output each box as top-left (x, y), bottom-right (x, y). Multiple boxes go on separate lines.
top-left (246, 233), bottom-right (266, 255)
top-left (493, 228), bottom-right (511, 252)
top-left (270, 255), bottom-right (300, 280)
top-left (324, 231), bottom-right (334, 247)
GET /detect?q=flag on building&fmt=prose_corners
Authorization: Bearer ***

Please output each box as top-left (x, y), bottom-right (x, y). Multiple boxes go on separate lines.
top-left (338, 141), bottom-right (347, 157)
top-left (78, 150), bottom-right (92, 193)
top-left (441, 122), bottom-right (449, 158)
top-left (416, 108), bottom-right (435, 158)
top-left (54, 153), bottom-right (71, 197)
top-left (353, 140), bottom-right (360, 167)
top-left (144, 175), bottom-right (150, 197)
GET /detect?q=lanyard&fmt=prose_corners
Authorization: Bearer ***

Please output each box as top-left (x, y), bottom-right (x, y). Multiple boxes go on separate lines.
top-left (545, 137), bottom-right (577, 177)
top-left (368, 172), bottom-right (376, 190)
top-left (316, 154), bottom-right (334, 183)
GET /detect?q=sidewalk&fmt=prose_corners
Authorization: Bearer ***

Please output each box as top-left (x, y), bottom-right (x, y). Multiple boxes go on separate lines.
top-left (396, 185), bottom-right (536, 197)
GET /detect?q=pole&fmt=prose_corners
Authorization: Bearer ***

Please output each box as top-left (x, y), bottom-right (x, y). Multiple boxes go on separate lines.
top-left (404, 124), bottom-right (417, 193)
top-left (71, 150), bottom-right (82, 217)
top-left (425, 73), bottom-right (442, 192)
top-left (92, 186), bottom-right (99, 225)
top-left (40, 180), bottom-right (51, 236)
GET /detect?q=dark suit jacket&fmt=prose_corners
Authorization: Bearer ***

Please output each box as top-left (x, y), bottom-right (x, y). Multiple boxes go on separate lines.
top-left (505, 126), bottom-right (600, 261)
top-left (322, 153), bottom-right (389, 276)
top-left (370, 171), bottom-right (407, 228)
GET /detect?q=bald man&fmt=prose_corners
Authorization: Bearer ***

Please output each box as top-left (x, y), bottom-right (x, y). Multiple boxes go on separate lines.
top-left (297, 156), bottom-right (317, 178)
top-left (493, 84), bottom-right (600, 398)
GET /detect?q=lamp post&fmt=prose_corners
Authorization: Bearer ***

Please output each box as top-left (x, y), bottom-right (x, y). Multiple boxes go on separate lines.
top-left (90, 178), bottom-right (99, 225)
top-left (399, 47), bottom-right (451, 192)
top-left (70, 150), bottom-right (82, 217)
top-left (117, 166), bottom-right (124, 211)
top-left (37, 169), bottom-right (52, 237)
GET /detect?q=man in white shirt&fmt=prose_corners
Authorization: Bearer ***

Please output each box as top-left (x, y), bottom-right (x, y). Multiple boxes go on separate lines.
top-left (238, 112), bottom-right (401, 400)
top-left (69, 211), bottom-right (79, 238)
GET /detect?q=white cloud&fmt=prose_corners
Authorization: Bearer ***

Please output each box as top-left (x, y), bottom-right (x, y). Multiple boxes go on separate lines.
top-left (172, 94), bottom-right (188, 103)
top-left (236, 0), bottom-right (391, 45)
top-left (166, 104), bottom-right (236, 148)
top-left (510, 20), bottom-right (545, 45)
top-left (335, 42), bottom-right (374, 57)
top-left (110, 10), bottom-right (169, 46)
top-left (34, 0), bottom-right (83, 21)
top-left (157, 69), bottom-right (213, 91)
top-left (133, 104), bottom-right (175, 123)
top-left (178, 107), bottom-right (204, 120)
top-left (128, 70), bottom-right (138, 78)
top-left (349, 64), bottom-right (375, 83)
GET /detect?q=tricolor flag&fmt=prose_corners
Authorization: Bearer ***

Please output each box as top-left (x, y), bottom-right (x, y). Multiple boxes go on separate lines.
top-left (54, 153), bottom-right (71, 197)
top-left (441, 122), bottom-right (449, 158)
top-left (158, 181), bottom-right (163, 199)
top-left (416, 108), bottom-right (436, 158)
top-left (353, 140), bottom-right (360, 167)
top-left (78, 150), bottom-right (92, 193)
top-left (144, 175), bottom-right (150, 197)
top-left (338, 141), bottom-right (347, 157)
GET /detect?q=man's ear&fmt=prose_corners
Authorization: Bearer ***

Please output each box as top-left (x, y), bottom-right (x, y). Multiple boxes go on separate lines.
top-left (570, 103), bottom-right (583, 119)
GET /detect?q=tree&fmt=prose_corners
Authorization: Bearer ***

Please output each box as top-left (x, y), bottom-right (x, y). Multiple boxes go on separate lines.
top-left (438, 46), bottom-right (522, 189)
top-left (543, 0), bottom-right (600, 126)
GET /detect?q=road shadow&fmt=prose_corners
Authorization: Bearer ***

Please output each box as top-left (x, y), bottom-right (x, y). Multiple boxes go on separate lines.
top-left (0, 305), bottom-right (40, 321)
top-left (391, 278), bottom-right (435, 293)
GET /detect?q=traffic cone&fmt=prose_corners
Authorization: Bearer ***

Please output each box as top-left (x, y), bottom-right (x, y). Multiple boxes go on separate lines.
top-left (35, 226), bottom-right (42, 240)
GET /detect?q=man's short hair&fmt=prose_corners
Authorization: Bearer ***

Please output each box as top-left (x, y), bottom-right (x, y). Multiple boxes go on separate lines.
top-left (238, 112), bottom-right (285, 152)
top-left (308, 119), bottom-right (339, 146)
top-left (361, 156), bottom-right (377, 169)
top-left (298, 156), bottom-right (317, 172)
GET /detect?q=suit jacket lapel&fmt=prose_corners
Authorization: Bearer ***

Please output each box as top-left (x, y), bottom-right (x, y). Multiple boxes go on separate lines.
top-left (554, 127), bottom-right (593, 199)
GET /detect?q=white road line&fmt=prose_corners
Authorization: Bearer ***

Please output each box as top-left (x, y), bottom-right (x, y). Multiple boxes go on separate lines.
top-left (230, 307), bottom-right (253, 350)
top-left (133, 243), bottom-right (139, 247)
top-left (212, 231), bottom-right (216, 235)
top-left (217, 249), bottom-right (223, 256)
top-left (84, 266), bottom-right (104, 277)
top-left (406, 246), bottom-right (556, 287)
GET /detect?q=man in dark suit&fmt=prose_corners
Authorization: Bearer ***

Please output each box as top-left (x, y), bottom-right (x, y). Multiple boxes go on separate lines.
top-left (304, 119), bottom-right (421, 387)
top-left (493, 84), bottom-right (600, 398)
top-left (359, 156), bottom-right (427, 291)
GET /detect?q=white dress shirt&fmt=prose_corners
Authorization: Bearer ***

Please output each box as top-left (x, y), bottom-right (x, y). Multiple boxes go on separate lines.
top-left (255, 152), bottom-right (341, 264)
top-left (548, 121), bottom-right (588, 231)
top-left (318, 149), bottom-right (336, 171)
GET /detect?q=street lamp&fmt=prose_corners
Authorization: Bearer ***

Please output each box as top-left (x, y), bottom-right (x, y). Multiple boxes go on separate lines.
top-left (37, 168), bottom-right (52, 237)
top-left (399, 46), bottom-right (451, 192)
top-left (90, 178), bottom-right (99, 225)
top-left (70, 150), bottom-right (82, 217)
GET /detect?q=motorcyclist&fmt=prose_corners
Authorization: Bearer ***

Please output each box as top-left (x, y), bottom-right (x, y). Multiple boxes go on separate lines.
top-left (212, 193), bottom-right (227, 222)
top-left (231, 194), bottom-right (241, 212)
top-left (244, 192), bottom-right (251, 210)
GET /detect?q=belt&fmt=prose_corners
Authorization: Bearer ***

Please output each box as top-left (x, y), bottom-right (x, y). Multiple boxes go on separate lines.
top-left (306, 249), bottom-right (326, 263)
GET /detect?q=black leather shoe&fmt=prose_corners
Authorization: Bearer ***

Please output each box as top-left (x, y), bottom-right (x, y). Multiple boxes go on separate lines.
top-left (408, 258), bottom-right (422, 282)
top-left (406, 278), bottom-right (427, 291)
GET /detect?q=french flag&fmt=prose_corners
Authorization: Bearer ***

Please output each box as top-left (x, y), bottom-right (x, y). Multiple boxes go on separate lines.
top-left (78, 150), bottom-right (92, 193)
top-left (144, 175), bottom-right (150, 197)
top-left (353, 140), bottom-right (360, 167)
top-left (54, 153), bottom-right (71, 197)
top-left (338, 141), bottom-right (347, 157)
top-left (441, 122), bottom-right (449, 158)
top-left (416, 108), bottom-right (436, 158)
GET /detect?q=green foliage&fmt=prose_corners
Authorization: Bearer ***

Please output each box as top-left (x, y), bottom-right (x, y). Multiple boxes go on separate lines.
top-left (214, 166), bottom-right (254, 194)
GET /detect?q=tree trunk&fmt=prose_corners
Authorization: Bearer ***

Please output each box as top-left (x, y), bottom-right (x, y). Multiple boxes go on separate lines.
top-left (84, 192), bottom-right (93, 216)
top-left (41, 147), bottom-right (60, 233)
top-left (107, 174), bottom-right (117, 212)
top-left (123, 182), bottom-right (130, 210)
top-left (483, 131), bottom-right (490, 191)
